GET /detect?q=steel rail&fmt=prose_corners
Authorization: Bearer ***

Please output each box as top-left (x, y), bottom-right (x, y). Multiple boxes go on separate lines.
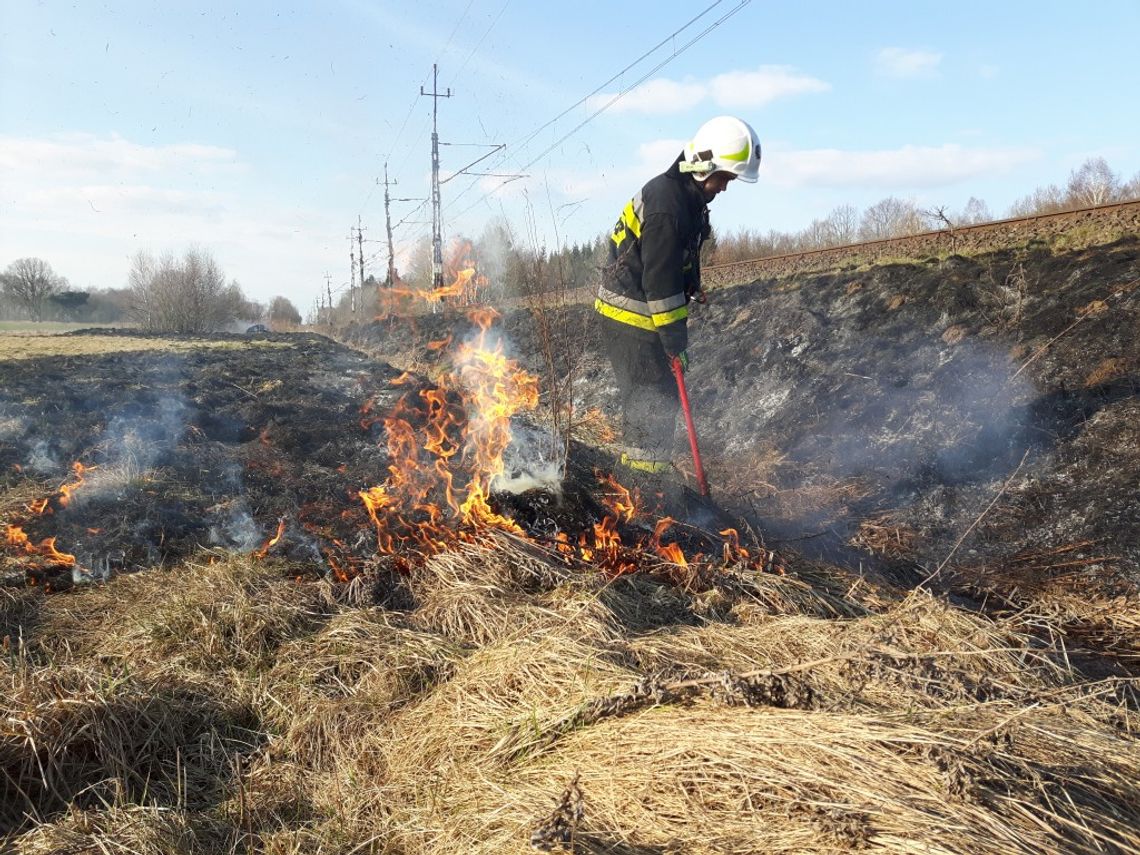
top-left (703, 198), bottom-right (1140, 277)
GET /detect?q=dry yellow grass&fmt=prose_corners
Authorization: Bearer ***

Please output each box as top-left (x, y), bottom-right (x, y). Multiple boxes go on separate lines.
top-left (3, 540), bottom-right (1138, 853)
top-left (0, 334), bottom-right (292, 361)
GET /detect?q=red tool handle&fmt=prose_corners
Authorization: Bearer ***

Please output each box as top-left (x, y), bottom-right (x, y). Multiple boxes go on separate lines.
top-left (672, 356), bottom-right (709, 497)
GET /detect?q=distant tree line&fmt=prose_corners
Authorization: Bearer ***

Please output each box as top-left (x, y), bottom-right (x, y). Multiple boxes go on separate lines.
top-left (0, 249), bottom-right (302, 332)
top-left (707, 156), bottom-right (1140, 266)
top-left (5, 156), bottom-right (1137, 327)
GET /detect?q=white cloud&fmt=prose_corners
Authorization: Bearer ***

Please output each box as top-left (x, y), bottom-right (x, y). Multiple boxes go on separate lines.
top-left (709, 66), bottom-right (831, 107)
top-left (0, 133), bottom-right (239, 180)
top-left (765, 143), bottom-right (1040, 189)
top-left (875, 47), bottom-right (943, 79)
top-left (637, 138), bottom-right (687, 169)
top-left (586, 78), bottom-right (705, 115)
top-left (585, 65), bottom-right (828, 116)
top-left (0, 132), bottom-right (338, 309)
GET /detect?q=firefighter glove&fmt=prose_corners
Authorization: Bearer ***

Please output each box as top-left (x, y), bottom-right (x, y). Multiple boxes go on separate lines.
top-left (673, 351), bottom-right (689, 372)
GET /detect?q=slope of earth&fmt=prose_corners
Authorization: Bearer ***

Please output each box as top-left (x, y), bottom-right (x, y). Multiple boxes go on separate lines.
top-left (354, 238), bottom-right (1140, 652)
top-left (1, 257), bottom-right (1139, 852)
top-left (693, 237), bottom-right (1140, 642)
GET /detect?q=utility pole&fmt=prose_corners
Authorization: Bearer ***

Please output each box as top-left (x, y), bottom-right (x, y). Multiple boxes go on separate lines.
top-left (325, 272), bottom-right (333, 324)
top-left (357, 215), bottom-right (366, 313)
top-left (420, 63), bottom-right (451, 288)
top-left (348, 229), bottom-right (357, 315)
top-left (382, 163), bottom-right (396, 288)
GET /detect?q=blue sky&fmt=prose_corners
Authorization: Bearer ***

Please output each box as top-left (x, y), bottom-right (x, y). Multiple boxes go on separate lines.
top-left (3, 0), bottom-right (1138, 314)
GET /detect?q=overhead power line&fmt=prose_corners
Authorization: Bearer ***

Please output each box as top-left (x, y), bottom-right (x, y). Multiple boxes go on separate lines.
top-left (518, 0), bottom-right (753, 172)
top-left (510, 0), bottom-right (733, 157)
top-left (443, 0), bottom-right (755, 224)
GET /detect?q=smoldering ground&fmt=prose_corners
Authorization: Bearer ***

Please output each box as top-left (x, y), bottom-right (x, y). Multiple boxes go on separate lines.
top-left (354, 237), bottom-right (1140, 583)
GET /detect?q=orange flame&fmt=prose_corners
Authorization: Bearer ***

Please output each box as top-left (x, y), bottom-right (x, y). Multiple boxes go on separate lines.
top-left (57, 461), bottom-right (91, 508)
top-left (40, 537), bottom-right (76, 567)
top-left (6, 525), bottom-right (30, 550)
top-left (255, 518), bottom-right (287, 559)
top-left (6, 525), bottom-right (76, 567)
top-left (375, 239), bottom-right (489, 316)
top-left (597, 471), bottom-right (638, 522)
top-left (719, 527), bottom-right (749, 564)
top-left (649, 517), bottom-right (688, 567)
top-left (357, 308), bottom-right (539, 558)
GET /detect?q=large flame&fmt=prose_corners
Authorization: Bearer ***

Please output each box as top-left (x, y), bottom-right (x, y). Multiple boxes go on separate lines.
top-left (358, 307), bottom-right (538, 556)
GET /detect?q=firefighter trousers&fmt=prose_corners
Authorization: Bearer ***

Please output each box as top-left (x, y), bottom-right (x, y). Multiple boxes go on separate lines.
top-left (600, 320), bottom-right (679, 463)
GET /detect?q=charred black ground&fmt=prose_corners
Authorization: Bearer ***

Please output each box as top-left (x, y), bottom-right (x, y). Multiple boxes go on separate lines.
top-left (349, 237), bottom-right (1140, 657)
top-left (0, 330), bottom-right (737, 597)
top-left (2, 237), bottom-right (1137, 663)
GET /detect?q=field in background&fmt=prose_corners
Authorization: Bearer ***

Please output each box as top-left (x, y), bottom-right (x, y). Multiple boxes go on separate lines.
top-left (0, 333), bottom-right (290, 361)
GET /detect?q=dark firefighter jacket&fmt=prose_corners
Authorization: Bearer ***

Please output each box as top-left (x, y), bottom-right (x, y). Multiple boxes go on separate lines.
top-left (595, 155), bottom-right (710, 357)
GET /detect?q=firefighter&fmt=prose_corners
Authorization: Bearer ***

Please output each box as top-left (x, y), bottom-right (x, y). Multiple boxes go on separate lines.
top-left (595, 115), bottom-right (761, 475)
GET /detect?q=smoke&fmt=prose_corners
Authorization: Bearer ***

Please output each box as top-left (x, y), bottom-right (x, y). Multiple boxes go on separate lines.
top-left (208, 499), bottom-right (262, 552)
top-left (710, 329), bottom-right (1040, 540)
top-left (64, 395), bottom-right (190, 506)
top-left (0, 406), bottom-right (28, 442)
top-left (27, 440), bottom-right (60, 474)
top-left (0, 402), bottom-right (59, 474)
top-left (494, 421), bottom-right (565, 494)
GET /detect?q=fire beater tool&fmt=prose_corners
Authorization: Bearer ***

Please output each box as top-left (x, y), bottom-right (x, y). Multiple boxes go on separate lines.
top-left (672, 355), bottom-right (709, 497)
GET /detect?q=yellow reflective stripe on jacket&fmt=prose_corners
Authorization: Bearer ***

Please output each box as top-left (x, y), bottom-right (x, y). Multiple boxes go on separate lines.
top-left (595, 298), bottom-right (656, 332)
top-left (610, 192), bottom-right (644, 248)
top-left (620, 198), bottom-right (642, 239)
top-left (651, 306), bottom-right (688, 327)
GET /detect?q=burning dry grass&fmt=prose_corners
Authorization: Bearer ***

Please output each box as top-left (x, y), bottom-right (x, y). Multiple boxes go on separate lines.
top-left (4, 539), bottom-right (1140, 852)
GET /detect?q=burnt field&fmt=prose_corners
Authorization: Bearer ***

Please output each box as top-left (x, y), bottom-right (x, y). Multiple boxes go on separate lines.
top-left (355, 236), bottom-right (1140, 664)
top-left (1, 236), bottom-right (1139, 852)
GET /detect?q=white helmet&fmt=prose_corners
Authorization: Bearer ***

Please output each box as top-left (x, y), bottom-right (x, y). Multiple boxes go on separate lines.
top-left (680, 115), bottom-right (761, 183)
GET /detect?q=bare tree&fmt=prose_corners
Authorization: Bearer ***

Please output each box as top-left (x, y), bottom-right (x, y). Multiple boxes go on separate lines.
top-left (268, 295), bottom-right (302, 327)
top-left (960, 197), bottom-right (992, 224)
top-left (1123, 171), bottom-right (1140, 202)
top-left (858, 197), bottom-right (922, 241)
top-left (128, 248), bottom-right (249, 333)
top-left (920, 205), bottom-right (955, 231)
top-left (1, 257), bottom-right (67, 321)
top-left (1009, 183), bottom-right (1066, 217)
top-left (1066, 157), bottom-right (1121, 208)
top-left (821, 204), bottom-right (859, 246)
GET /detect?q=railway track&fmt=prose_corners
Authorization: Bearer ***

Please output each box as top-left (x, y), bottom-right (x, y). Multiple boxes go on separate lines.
top-left (702, 198), bottom-right (1140, 288)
